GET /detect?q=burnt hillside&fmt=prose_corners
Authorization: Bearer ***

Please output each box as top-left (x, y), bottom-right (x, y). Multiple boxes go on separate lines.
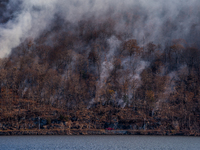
top-left (0, 0), bottom-right (200, 133)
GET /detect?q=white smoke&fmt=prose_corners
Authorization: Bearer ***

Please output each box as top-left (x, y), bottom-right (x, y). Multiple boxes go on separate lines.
top-left (99, 36), bottom-right (120, 88)
top-left (0, 0), bottom-right (200, 57)
top-left (0, 0), bottom-right (57, 57)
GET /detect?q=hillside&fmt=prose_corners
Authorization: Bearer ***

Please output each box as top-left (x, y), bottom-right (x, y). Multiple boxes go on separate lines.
top-left (0, 0), bottom-right (200, 135)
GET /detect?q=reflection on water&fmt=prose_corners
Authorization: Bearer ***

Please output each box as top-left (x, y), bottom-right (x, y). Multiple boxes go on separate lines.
top-left (0, 135), bottom-right (200, 150)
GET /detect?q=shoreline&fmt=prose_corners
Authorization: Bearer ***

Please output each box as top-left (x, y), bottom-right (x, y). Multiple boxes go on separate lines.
top-left (0, 129), bottom-right (199, 136)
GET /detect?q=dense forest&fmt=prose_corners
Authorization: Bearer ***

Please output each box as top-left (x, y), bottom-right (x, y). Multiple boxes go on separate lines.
top-left (0, 0), bottom-right (200, 134)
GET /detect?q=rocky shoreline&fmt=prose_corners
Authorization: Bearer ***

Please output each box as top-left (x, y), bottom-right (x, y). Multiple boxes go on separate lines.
top-left (0, 129), bottom-right (200, 136)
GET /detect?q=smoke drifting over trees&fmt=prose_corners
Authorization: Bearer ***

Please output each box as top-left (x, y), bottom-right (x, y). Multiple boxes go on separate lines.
top-left (0, 0), bottom-right (200, 132)
top-left (1, 0), bottom-right (200, 56)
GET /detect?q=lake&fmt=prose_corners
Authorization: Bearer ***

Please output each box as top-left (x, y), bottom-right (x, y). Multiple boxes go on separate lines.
top-left (0, 135), bottom-right (200, 150)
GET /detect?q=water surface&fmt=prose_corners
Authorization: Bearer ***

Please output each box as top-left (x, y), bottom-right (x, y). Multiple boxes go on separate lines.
top-left (0, 135), bottom-right (200, 150)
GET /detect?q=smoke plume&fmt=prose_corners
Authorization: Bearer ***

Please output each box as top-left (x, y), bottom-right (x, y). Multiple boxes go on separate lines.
top-left (0, 0), bottom-right (200, 57)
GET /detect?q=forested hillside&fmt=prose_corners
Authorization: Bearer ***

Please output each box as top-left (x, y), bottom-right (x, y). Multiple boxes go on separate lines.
top-left (0, 0), bottom-right (200, 134)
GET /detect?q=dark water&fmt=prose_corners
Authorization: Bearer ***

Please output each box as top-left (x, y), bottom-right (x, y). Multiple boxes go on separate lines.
top-left (0, 135), bottom-right (200, 150)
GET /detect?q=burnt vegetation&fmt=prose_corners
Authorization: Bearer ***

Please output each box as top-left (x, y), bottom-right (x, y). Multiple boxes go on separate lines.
top-left (0, 8), bottom-right (200, 134)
